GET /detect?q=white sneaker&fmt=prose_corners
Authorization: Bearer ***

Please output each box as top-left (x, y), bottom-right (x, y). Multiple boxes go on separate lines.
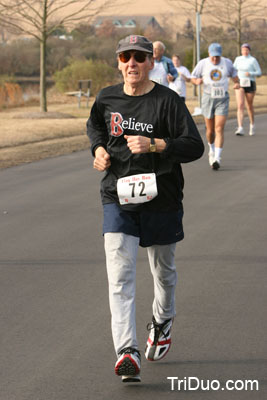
top-left (115, 347), bottom-right (141, 382)
top-left (235, 127), bottom-right (244, 136)
top-left (208, 150), bottom-right (215, 166)
top-left (249, 125), bottom-right (255, 136)
top-left (145, 317), bottom-right (173, 361)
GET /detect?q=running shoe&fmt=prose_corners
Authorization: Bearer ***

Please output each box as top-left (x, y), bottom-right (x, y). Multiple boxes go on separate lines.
top-left (235, 127), bottom-right (244, 136)
top-left (212, 158), bottom-right (221, 170)
top-left (145, 316), bottom-right (173, 361)
top-left (115, 347), bottom-right (141, 382)
top-left (249, 125), bottom-right (255, 136)
top-left (208, 150), bottom-right (215, 166)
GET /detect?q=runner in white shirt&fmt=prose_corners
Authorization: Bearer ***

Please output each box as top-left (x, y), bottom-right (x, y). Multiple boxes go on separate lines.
top-left (191, 43), bottom-right (240, 170)
top-left (169, 55), bottom-right (191, 101)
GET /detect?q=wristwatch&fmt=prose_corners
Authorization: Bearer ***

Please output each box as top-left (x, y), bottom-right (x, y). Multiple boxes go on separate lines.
top-left (149, 137), bottom-right (157, 153)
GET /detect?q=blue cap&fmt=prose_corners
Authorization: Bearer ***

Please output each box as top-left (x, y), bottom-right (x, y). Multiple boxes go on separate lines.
top-left (208, 43), bottom-right (222, 57)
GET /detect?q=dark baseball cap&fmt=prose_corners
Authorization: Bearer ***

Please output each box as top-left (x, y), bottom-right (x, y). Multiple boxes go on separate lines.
top-left (116, 35), bottom-right (153, 54)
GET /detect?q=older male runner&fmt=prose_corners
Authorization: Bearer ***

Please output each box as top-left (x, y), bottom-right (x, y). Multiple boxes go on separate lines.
top-left (191, 43), bottom-right (240, 170)
top-left (87, 34), bottom-right (204, 383)
top-left (149, 40), bottom-right (177, 87)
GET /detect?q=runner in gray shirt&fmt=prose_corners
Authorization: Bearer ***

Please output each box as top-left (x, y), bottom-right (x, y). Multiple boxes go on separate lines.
top-left (191, 43), bottom-right (240, 170)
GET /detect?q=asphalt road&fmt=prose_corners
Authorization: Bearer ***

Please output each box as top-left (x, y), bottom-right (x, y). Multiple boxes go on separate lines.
top-left (0, 115), bottom-right (267, 400)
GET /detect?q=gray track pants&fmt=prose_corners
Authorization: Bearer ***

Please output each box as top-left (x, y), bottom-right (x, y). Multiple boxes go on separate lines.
top-left (104, 232), bottom-right (177, 355)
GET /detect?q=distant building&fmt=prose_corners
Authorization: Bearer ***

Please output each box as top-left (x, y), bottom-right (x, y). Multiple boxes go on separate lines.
top-left (58, 35), bottom-right (73, 41)
top-left (94, 15), bottom-right (164, 34)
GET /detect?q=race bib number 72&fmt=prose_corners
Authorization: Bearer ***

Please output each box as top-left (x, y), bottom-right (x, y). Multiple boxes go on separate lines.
top-left (117, 173), bottom-right (158, 205)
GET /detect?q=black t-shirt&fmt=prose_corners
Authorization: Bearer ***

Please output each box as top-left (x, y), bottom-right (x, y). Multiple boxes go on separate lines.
top-left (87, 82), bottom-right (204, 211)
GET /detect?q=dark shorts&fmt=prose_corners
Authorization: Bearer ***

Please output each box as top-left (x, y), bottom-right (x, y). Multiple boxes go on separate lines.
top-left (242, 80), bottom-right (256, 93)
top-left (103, 203), bottom-right (184, 248)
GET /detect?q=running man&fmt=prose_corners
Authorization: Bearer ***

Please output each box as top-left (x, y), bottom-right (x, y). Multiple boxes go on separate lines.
top-left (191, 43), bottom-right (240, 170)
top-left (149, 41), bottom-right (177, 87)
top-left (87, 35), bottom-right (204, 383)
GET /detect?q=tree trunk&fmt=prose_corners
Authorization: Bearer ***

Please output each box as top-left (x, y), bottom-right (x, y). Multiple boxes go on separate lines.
top-left (237, 0), bottom-right (242, 56)
top-left (40, 38), bottom-right (47, 112)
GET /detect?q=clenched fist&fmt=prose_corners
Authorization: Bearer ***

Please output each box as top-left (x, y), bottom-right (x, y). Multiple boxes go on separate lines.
top-left (124, 135), bottom-right (150, 154)
top-left (94, 147), bottom-right (111, 171)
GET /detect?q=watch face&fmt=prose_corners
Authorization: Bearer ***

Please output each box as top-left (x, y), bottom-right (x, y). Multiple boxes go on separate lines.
top-left (150, 144), bottom-right (156, 152)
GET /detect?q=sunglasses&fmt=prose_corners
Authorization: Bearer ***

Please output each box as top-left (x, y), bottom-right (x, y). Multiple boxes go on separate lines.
top-left (119, 51), bottom-right (148, 63)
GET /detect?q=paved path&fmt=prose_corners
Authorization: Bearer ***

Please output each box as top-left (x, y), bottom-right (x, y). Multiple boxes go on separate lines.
top-left (0, 115), bottom-right (267, 400)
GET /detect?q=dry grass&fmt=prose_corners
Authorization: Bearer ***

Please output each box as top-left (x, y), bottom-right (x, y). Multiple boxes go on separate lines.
top-left (0, 95), bottom-right (92, 168)
top-left (0, 118), bottom-right (87, 148)
top-left (0, 136), bottom-right (89, 169)
top-left (1, 76), bottom-right (267, 169)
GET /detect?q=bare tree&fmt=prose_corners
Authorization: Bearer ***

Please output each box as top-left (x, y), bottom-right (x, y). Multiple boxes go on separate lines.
top-left (0, 22), bottom-right (10, 43)
top-left (169, 0), bottom-right (207, 100)
top-left (0, 0), bottom-right (112, 112)
top-left (169, 0), bottom-right (207, 68)
top-left (95, 19), bottom-right (117, 38)
top-left (174, 0), bottom-right (207, 15)
top-left (208, 0), bottom-right (267, 55)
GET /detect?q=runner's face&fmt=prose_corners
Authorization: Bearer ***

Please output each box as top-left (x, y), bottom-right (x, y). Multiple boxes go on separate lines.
top-left (241, 47), bottom-right (250, 56)
top-left (118, 51), bottom-right (154, 87)
top-left (153, 44), bottom-right (164, 60)
top-left (210, 56), bottom-right (221, 65)
top-left (172, 56), bottom-right (181, 67)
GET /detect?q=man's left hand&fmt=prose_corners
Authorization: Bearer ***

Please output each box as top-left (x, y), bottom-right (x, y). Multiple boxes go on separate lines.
top-left (124, 135), bottom-right (150, 154)
top-left (167, 74), bottom-right (175, 83)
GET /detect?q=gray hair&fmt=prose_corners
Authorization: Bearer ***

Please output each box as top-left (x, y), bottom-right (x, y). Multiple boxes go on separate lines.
top-left (153, 41), bottom-right (166, 51)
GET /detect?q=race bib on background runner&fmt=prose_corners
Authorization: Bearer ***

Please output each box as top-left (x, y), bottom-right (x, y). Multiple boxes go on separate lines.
top-left (240, 78), bottom-right (250, 87)
top-left (211, 86), bottom-right (225, 99)
top-left (117, 173), bottom-right (158, 205)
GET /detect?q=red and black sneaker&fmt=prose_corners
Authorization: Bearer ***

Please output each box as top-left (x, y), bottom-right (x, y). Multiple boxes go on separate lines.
top-left (115, 347), bottom-right (141, 382)
top-left (145, 316), bottom-right (173, 361)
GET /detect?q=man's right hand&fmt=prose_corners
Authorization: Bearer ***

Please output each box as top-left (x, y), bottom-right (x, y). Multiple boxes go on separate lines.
top-left (94, 146), bottom-right (111, 171)
top-left (191, 77), bottom-right (203, 85)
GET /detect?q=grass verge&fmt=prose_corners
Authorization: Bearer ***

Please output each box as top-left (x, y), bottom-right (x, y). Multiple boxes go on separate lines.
top-left (1, 76), bottom-right (267, 169)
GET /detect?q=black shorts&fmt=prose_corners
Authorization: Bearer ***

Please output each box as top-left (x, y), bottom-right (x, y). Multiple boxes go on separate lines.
top-left (242, 81), bottom-right (256, 93)
top-left (103, 203), bottom-right (184, 247)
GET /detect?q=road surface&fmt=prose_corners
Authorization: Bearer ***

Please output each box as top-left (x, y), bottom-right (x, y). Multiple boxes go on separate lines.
top-left (0, 115), bottom-right (266, 399)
